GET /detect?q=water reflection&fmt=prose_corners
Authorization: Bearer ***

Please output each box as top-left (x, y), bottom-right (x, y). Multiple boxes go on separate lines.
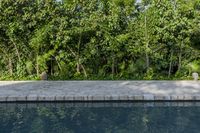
top-left (0, 102), bottom-right (200, 133)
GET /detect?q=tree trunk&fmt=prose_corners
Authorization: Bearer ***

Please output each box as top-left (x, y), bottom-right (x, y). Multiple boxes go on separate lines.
top-left (76, 61), bottom-right (80, 73)
top-left (80, 64), bottom-right (87, 78)
top-left (8, 57), bottom-right (13, 76)
top-left (14, 43), bottom-right (21, 62)
top-left (36, 54), bottom-right (39, 76)
top-left (168, 50), bottom-right (174, 78)
top-left (178, 41), bottom-right (183, 71)
top-left (112, 55), bottom-right (115, 79)
top-left (11, 39), bottom-right (21, 62)
top-left (144, 15), bottom-right (150, 69)
top-left (51, 59), bottom-right (53, 75)
top-left (145, 51), bottom-right (149, 69)
top-left (76, 34), bottom-right (82, 74)
top-left (66, 34), bottom-right (87, 78)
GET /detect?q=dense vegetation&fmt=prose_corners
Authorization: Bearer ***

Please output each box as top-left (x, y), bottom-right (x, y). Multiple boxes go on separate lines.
top-left (0, 0), bottom-right (200, 80)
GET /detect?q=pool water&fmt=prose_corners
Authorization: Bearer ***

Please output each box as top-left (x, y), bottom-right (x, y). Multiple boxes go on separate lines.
top-left (0, 102), bottom-right (200, 133)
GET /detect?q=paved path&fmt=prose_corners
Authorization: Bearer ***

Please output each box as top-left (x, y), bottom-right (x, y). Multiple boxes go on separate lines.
top-left (0, 81), bottom-right (200, 102)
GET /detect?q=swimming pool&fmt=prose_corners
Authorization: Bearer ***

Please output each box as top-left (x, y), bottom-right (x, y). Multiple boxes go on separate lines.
top-left (0, 102), bottom-right (199, 133)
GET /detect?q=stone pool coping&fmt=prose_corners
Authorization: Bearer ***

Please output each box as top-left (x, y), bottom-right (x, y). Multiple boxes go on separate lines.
top-left (0, 81), bottom-right (200, 102)
top-left (2, 102), bottom-right (200, 109)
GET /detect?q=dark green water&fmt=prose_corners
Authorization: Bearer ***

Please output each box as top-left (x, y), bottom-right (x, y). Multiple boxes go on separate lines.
top-left (0, 102), bottom-right (200, 133)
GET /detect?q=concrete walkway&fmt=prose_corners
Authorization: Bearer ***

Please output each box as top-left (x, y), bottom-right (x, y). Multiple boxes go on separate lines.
top-left (0, 81), bottom-right (200, 102)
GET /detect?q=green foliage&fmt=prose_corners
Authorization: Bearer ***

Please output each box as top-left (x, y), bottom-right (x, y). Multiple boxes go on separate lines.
top-left (26, 61), bottom-right (34, 75)
top-left (144, 68), bottom-right (154, 80)
top-left (187, 60), bottom-right (200, 73)
top-left (0, 0), bottom-right (200, 80)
